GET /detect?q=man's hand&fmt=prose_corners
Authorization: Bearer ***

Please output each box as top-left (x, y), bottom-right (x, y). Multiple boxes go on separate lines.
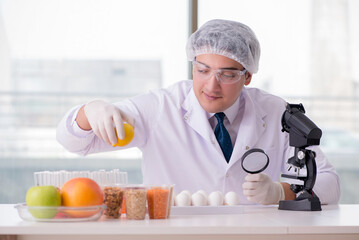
top-left (242, 173), bottom-right (285, 205)
top-left (83, 100), bottom-right (134, 145)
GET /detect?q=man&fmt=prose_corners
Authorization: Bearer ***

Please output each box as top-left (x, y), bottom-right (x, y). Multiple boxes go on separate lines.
top-left (57, 19), bottom-right (340, 205)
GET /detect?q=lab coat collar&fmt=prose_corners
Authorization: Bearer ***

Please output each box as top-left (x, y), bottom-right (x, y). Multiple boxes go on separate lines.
top-left (181, 88), bottom-right (215, 145)
top-left (228, 88), bottom-right (267, 168)
top-left (181, 88), bottom-right (228, 168)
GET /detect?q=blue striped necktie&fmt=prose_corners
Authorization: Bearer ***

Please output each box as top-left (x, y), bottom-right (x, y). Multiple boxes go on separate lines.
top-left (214, 112), bottom-right (233, 163)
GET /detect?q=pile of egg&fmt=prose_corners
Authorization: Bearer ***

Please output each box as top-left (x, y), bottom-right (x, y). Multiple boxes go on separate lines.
top-left (173, 190), bottom-right (239, 206)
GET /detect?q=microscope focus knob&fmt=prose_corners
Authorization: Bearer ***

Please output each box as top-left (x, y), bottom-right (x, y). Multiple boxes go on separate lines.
top-left (297, 150), bottom-right (305, 160)
top-left (290, 184), bottom-right (304, 194)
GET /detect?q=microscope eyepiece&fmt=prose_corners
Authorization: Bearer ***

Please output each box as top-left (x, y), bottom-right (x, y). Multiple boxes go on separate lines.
top-left (281, 103), bottom-right (322, 148)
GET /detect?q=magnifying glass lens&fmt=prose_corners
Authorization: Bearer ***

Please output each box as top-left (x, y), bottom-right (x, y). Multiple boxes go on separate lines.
top-left (241, 148), bottom-right (269, 174)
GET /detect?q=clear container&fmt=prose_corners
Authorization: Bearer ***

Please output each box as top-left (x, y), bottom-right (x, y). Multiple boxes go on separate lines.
top-left (14, 203), bottom-right (105, 222)
top-left (124, 185), bottom-right (147, 220)
top-left (147, 185), bottom-right (171, 219)
top-left (167, 184), bottom-right (175, 218)
top-left (103, 185), bottom-right (124, 219)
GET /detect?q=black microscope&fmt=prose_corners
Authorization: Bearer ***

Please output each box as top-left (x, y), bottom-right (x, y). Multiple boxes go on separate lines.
top-left (279, 103), bottom-right (323, 211)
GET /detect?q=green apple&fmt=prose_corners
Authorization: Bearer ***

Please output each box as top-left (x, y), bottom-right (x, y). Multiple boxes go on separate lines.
top-left (25, 185), bottom-right (61, 219)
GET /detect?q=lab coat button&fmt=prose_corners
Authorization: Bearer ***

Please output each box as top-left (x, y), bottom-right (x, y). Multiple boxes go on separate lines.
top-left (245, 146), bottom-right (249, 150)
top-left (226, 173), bottom-right (229, 177)
top-left (263, 123), bottom-right (266, 127)
top-left (211, 139), bottom-right (216, 144)
top-left (184, 115), bottom-right (188, 120)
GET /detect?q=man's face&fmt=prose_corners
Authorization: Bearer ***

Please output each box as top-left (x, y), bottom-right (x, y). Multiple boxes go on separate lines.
top-left (193, 54), bottom-right (252, 113)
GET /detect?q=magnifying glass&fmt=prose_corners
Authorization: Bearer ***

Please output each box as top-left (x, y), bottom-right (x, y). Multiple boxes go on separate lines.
top-left (241, 148), bottom-right (269, 174)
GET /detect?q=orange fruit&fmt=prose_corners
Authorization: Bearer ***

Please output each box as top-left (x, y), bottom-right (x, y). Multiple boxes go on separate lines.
top-left (61, 178), bottom-right (104, 218)
top-left (112, 123), bottom-right (134, 147)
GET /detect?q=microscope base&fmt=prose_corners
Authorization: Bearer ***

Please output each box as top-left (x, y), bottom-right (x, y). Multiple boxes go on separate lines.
top-left (278, 196), bottom-right (322, 211)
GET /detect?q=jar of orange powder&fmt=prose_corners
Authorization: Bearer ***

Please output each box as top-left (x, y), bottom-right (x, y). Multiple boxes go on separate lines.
top-left (147, 185), bottom-right (172, 219)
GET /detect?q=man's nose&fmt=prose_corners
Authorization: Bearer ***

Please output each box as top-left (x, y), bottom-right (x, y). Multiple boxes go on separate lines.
top-left (206, 71), bottom-right (221, 88)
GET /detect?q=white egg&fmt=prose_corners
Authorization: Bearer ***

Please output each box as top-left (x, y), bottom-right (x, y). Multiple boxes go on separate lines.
top-left (215, 191), bottom-right (224, 198)
top-left (191, 192), bottom-right (207, 206)
top-left (208, 191), bottom-right (224, 206)
top-left (174, 192), bottom-right (191, 206)
top-left (196, 190), bottom-right (208, 199)
top-left (181, 190), bottom-right (192, 196)
top-left (224, 191), bottom-right (239, 205)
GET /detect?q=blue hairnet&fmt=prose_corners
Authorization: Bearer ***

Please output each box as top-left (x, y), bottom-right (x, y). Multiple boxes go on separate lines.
top-left (186, 19), bottom-right (261, 74)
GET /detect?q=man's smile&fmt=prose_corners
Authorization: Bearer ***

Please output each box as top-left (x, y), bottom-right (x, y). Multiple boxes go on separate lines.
top-left (203, 91), bottom-right (222, 101)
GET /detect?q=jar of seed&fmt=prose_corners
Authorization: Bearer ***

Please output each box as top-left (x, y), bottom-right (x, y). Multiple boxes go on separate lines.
top-left (103, 186), bottom-right (124, 219)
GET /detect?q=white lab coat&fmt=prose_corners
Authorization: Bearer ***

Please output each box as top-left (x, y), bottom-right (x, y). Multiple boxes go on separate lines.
top-left (57, 80), bottom-right (340, 204)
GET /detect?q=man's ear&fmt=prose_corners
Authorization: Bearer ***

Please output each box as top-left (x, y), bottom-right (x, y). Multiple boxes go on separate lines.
top-left (244, 73), bottom-right (252, 86)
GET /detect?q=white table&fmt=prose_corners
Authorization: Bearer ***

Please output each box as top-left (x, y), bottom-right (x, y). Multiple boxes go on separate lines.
top-left (1, 204), bottom-right (359, 240)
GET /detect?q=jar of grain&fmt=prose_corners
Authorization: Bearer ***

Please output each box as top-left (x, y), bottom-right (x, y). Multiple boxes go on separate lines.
top-left (124, 186), bottom-right (147, 220)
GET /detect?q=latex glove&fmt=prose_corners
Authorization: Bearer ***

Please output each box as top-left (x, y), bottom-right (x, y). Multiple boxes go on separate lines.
top-left (242, 173), bottom-right (285, 205)
top-left (84, 100), bottom-right (134, 145)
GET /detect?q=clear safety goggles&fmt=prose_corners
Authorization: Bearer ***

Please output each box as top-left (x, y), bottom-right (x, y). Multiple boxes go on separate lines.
top-left (192, 60), bottom-right (247, 84)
